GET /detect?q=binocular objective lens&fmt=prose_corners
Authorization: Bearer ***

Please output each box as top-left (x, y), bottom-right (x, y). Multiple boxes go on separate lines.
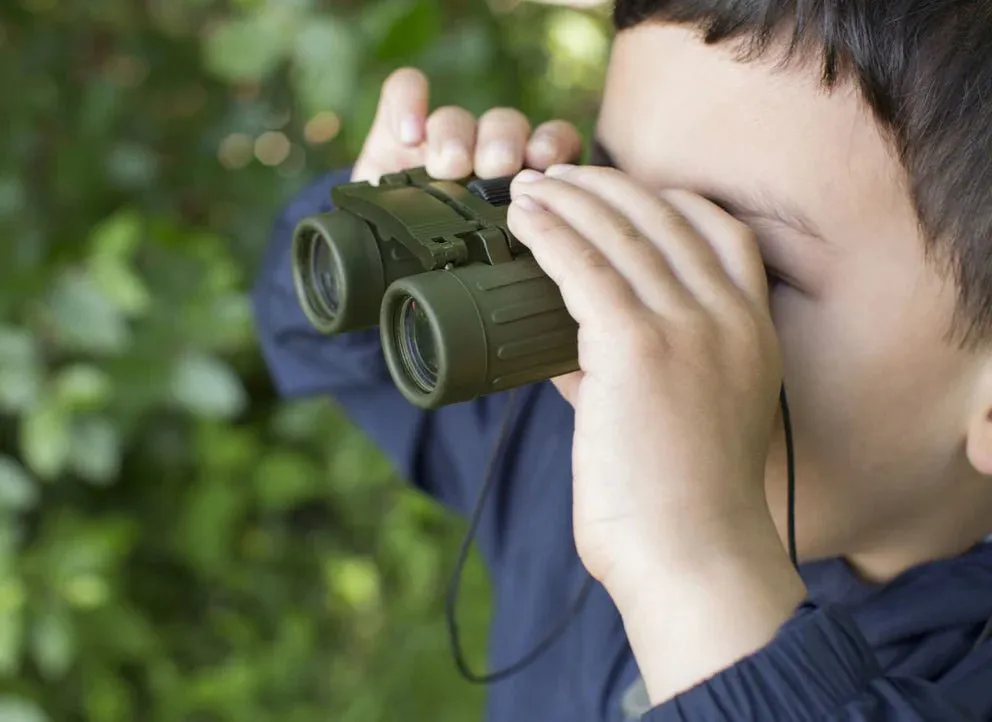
top-left (310, 236), bottom-right (340, 315)
top-left (398, 297), bottom-right (439, 393)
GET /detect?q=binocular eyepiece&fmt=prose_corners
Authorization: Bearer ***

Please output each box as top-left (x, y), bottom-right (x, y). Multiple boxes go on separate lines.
top-left (291, 167), bottom-right (578, 409)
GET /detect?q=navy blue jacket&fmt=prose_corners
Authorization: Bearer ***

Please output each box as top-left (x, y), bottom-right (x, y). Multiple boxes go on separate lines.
top-left (252, 169), bottom-right (992, 721)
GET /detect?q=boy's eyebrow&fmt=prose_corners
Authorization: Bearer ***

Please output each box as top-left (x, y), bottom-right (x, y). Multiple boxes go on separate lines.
top-left (589, 136), bottom-right (824, 241)
top-left (716, 188), bottom-right (824, 241)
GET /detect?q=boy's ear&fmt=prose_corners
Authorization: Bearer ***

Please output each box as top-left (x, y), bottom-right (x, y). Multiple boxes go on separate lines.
top-left (967, 411), bottom-right (992, 476)
top-left (966, 369), bottom-right (992, 477)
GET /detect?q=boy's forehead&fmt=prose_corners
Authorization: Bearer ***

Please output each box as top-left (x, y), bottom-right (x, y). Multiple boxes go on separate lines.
top-left (596, 23), bottom-right (912, 244)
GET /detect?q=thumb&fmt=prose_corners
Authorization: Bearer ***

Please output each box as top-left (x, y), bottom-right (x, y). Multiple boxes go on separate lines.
top-left (551, 371), bottom-right (582, 407)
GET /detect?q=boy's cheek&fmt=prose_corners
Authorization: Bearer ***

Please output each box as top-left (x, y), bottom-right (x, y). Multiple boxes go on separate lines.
top-left (762, 299), bottom-right (972, 563)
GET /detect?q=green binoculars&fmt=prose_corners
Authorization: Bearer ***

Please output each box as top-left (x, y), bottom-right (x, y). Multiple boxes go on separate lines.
top-left (290, 167), bottom-right (578, 409)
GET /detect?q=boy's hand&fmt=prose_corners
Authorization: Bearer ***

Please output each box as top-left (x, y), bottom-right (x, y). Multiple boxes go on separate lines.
top-left (507, 165), bottom-right (807, 700)
top-left (351, 68), bottom-right (582, 184)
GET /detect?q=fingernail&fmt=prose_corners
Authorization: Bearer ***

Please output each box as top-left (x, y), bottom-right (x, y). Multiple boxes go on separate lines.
top-left (399, 116), bottom-right (421, 145)
top-left (440, 141), bottom-right (470, 171)
top-left (513, 195), bottom-right (542, 212)
top-left (484, 141), bottom-right (517, 172)
top-left (514, 169), bottom-right (543, 184)
top-left (545, 163), bottom-right (575, 177)
top-left (529, 134), bottom-right (558, 160)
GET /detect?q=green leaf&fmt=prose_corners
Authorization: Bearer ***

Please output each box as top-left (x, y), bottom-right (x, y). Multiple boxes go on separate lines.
top-left (359, 0), bottom-right (412, 39)
top-left (0, 697), bottom-right (48, 722)
top-left (61, 576), bottom-right (110, 610)
top-left (104, 143), bottom-right (159, 189)
top-left (203, 15), bottom-right (291, 82)
top-left (0, 579), bottom-right (25, 676)
top-left (0, 456), bottom-right (38, 512)
top-left (291, 17), bottom-right (359, 114)
top-left (329, 432), bottom-right (394, 492)
top-left (169, 352), bottom-right (247, 419)
top-left (185, 294), bottom-right (254, 354)
top-left (48, 272), bottom-right (130, 355)
top-left (84, 670), bottom-right (132, 722)
top-left (88, 209), bottom-right (142, 260)
top-left (48, 518), bottom-right (135, 579)
top-left (180, 477), bottom-right (244, 575)
top-left (196, 423), bottom-right (257, 472)
top-left (327, 557), bottom-right (381, 611)
top-left (88, 259), bottom-right (151, 316)
top-left (0, 176), bottom-right (26, 219)
top-left (0, 523), bottom-right (20, 576)
top-left (0, 365), bottom-right (42, 413)
top-left (69, 417), bottom-right (122, 485)
top-left (79, 78), bottom-right (121, 138)
top-left (419, 21), bottom-right (495, 78)
top-left (53, 365), bottom-right (113, 411)
top-left (270, 398), bottom-right (338, 441)
top-left (0, 328), bottom-right (37, 367)
top-left (20, 404), bottom-right (71, 480)
top-left (30, 608), bottom-right (75, 680)
top-left (253, 451), bottom-right (318, 510)
top-left (0, 328), bottom-right (41, 412)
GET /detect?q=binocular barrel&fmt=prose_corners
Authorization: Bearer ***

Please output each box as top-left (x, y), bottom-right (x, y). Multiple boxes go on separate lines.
top-left (290, 168), bottom-right (578, 409)
top-left (291, 211), bottom-right (423, 335)
top-left (380, 258), bottom-right (578, 407)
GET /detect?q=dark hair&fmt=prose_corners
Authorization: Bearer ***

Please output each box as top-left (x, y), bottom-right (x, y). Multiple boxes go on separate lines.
top-left (614, 0), bottom-right (992, 347)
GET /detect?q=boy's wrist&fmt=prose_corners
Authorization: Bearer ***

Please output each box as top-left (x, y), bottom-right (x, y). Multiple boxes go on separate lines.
top-left (608, 515), bottom-right (808, 705)
top-left (602, 499), bottom-right (792, 610)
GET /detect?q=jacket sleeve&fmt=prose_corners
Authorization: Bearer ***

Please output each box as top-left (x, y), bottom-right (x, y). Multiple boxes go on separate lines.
top-left (251, 170), bottom-right (517, 518)
top-left (642, 603), bottom-right (981, 722)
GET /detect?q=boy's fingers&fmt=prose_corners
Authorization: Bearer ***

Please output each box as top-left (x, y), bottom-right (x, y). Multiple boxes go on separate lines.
top-left (659, 189), bottom-right (769, 309)
top-left (526, 120), bottom-right (583, 170)
top-left (506, 193), bottom-right (643, 331)
top-left (474, 107), bottom-right (532, 178)
top-left (353, 68), bottom-right (429, 183)
top-left (425, 106), bottom-right (477, 179)
top-left (380, 67), bottom-right (429, 146)
top-left (510, 171), bottom-right (687, 315)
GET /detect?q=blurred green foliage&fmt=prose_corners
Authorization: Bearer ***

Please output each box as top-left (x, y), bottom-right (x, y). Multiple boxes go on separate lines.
top-left (0, 1), bottom-right (609, 720)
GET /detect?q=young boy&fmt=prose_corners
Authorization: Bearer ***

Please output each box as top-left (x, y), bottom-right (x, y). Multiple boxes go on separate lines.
top-left (253, 1), bottom-right (992, 719)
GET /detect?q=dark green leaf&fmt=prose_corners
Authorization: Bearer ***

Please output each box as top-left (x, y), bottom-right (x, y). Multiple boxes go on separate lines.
top-left (372, 0), bottom-right (443, 60)
top-left (253, 451), bottom-right (318, 510)
top-left (0, 177), bottom-right (25, 219)
top-left (84, 670), bottom-right (132, 722)
top-left (0, 588), bottom-right (25, 676)
top-left (104, 143), bottom-right (160, 190)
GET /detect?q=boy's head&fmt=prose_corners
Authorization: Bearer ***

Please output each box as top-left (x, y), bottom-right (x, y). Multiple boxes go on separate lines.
top-left (597, 1), bottom-right (992, 581)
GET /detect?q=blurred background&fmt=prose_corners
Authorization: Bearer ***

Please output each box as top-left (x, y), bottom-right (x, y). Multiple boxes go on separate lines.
top-left (0, 1), bottom-right (612, 720)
